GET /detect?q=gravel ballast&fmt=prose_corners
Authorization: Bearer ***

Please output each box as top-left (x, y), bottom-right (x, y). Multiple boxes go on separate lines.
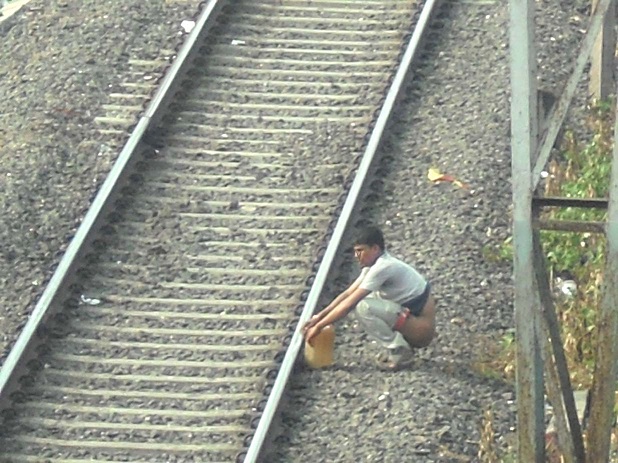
top-left (0, 0), bottom-right (597, 461)
top-left (0, 0), bottom-right (199, 365)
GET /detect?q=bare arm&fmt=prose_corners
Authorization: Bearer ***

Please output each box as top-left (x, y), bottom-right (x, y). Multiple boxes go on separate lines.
top-left (304, 277), bottom-right (363, 330)
top-left (315, 287), bottom-right (369, 329)
top-left (305, 286), bottom-right (370, 344)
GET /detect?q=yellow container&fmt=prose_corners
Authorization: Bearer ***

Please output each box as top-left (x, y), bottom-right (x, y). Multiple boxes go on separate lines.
top-left (304, 325), bottom-right (335, 368)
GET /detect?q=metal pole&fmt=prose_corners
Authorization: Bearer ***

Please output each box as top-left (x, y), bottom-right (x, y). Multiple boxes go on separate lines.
top-left (589, 0), bottom-right (616, 101)
top-left (509, 0), bottom-right (545, 460)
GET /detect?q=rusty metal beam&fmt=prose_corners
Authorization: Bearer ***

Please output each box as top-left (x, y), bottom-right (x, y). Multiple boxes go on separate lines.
top-left (531, 0), bottom-right (613, 190)
top-left (542, 336), bottom-right (576, 463)
top-left (534, 219), bottom-right (606, 234)
top-left (532, 229), bottom-right (585, 462)
top-left (533, 197), bottom-right (608, 209)
top-left (585, 88), bottom-right (618, 463)
top-left (509, 0), bottom-right (545, 459)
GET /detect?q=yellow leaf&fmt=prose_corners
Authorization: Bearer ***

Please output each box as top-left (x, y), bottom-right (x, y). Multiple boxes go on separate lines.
top-left (427, 167), bottom-right (443, 182)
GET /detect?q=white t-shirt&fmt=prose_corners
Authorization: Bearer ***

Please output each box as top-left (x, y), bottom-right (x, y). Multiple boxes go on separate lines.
top-left (354, 252), bottom-right (426, 304)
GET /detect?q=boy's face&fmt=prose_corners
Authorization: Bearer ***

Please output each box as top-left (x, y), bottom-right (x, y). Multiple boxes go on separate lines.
top-left (353, 243), bottom-right (381, 267)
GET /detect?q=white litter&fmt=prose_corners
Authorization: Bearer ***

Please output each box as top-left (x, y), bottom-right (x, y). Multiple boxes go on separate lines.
top-left (80, 295), bottom-right (101, 306)
top-left (181, 20), bottom-right (196, 33)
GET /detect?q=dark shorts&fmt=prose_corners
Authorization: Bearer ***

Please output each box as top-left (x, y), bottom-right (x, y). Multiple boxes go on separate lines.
top-left (401, 282), bottom-right (431, 317)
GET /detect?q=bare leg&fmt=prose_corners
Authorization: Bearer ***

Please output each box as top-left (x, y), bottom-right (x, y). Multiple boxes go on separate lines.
top-left (401, 295), bottom-right (437, 348)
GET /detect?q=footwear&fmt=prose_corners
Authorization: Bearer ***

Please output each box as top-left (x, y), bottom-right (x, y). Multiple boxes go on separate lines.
top-left (375, 346), bottom-right (414, 371)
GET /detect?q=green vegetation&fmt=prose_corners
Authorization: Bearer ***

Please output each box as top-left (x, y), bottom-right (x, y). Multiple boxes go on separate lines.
top-left (538, 101), bottom-right (612, 389)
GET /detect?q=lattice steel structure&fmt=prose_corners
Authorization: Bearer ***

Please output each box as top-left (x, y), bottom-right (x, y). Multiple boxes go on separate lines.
top-left (509, 0), bottom-right (617, 461)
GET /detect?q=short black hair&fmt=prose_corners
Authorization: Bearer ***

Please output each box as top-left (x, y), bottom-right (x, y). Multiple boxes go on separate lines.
top-left (353, 225), bottom-right (385, 250)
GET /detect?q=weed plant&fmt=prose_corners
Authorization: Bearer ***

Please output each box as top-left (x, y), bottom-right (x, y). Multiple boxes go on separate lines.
top-left (539, 100), bottom-right (613, 389)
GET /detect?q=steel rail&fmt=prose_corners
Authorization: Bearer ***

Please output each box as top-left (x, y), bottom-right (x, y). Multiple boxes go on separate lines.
top-left (0, 0), bottom-right (227, 412)
top-left (241, 0), bottom-right (442, 461)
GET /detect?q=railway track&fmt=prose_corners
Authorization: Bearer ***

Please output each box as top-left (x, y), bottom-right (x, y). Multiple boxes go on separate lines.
top-left (0, 0), bottom-right (440, 461)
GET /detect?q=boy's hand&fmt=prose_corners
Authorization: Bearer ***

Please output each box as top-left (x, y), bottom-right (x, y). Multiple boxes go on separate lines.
top-left (302, 314), bottom-right (321, 334)
top-left (304, 325), bottom-right (322, 346)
